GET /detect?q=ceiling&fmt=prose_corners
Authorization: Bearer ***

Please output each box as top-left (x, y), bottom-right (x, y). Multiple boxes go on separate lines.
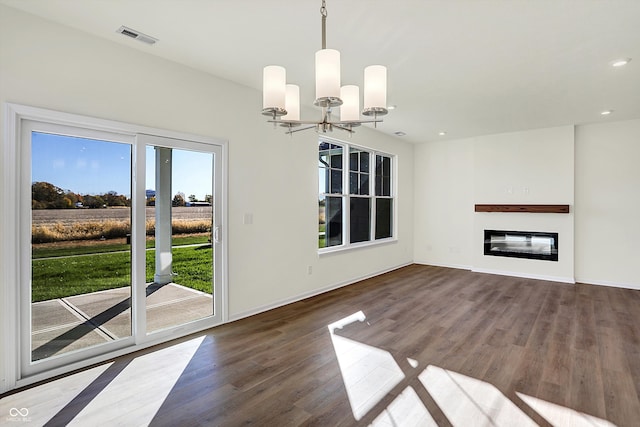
top-left (2, 0), bottom-right (639, 144)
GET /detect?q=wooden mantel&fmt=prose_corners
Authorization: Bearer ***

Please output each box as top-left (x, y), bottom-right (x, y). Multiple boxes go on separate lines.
top-left (474, 204), bottom-right (570, 213)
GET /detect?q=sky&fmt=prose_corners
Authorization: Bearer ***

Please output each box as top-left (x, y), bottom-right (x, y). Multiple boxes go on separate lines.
top-left (146, 146), bottom-right (213, 200)
top-left (31, 132), bottom-right (213, 200)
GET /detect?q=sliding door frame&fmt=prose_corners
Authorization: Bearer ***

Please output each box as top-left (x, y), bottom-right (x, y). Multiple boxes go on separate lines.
top-left (19, 119), bottom-right (137, 377)
top-left (1, 103), bottom-right (228, 392)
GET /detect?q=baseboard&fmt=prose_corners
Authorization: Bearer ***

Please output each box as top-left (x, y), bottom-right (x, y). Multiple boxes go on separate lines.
top-left (228, 262), bottom-right (413, 322)
top-left (414, 261), bottom-right (575, 284)
top-left (575, 277), bottom-right (640, 291)
top-left (414, 261), bottom-right (473, 271)
top-left (226, 263), bottom-right (636, 324)
top-left (471, 267), bottom-right (575, 284)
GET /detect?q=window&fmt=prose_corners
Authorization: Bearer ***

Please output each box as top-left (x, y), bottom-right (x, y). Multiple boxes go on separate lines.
top-left (318, 138), bottom-right (394, 250)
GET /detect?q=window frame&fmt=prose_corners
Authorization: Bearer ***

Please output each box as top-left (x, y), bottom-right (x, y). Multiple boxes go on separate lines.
top-left (318, 136), bottom-right (396, 254)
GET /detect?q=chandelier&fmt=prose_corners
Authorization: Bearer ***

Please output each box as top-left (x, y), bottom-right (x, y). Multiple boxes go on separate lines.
top-left (262, 0), bottom-right (389, 135)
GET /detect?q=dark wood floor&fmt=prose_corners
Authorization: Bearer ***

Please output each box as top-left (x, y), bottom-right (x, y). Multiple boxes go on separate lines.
top-left (4, 264), bottom-right (640, 426)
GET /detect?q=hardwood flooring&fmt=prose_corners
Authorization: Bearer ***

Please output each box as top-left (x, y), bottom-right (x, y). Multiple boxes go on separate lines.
top-left (2, 264), bottom-right (640, 426)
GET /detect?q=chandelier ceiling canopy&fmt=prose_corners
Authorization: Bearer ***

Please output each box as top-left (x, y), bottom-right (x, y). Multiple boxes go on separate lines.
top-left (262, 0), bottom-right (390, 135)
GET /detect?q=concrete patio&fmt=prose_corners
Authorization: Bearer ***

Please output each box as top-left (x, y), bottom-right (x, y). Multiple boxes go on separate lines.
top-left (31, 283), bottom-right (213, 361)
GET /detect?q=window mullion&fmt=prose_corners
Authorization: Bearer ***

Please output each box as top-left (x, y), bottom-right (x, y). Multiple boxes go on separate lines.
top-left (343, 144), bottom-right (349, 246)
top-left (370, 150), bottom-right (376, 242)
top-left (371, 196), bottom-right (376, 243)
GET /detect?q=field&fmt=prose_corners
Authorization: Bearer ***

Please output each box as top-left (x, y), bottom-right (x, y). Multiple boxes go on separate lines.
top-left (32, 207), bottom-right (212, 243)
top-left (32, 206), bottom-right (212, 225)
top-left (31, 207), bottom-right (214, 302)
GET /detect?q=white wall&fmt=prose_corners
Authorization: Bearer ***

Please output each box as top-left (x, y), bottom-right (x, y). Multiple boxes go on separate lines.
top-left (575, 119), bottom-right (640, 289)
top-left (414, 126), bottom-right (575, 281)
top-left (472, 126), bottom-right (575, 282)
top-left (472, 126), bottom-right (574, 205)
top-left (415, 120), bottom-right (640, 288)
top-left (0, 5), bottom-right (414, 389)
top-left (413, 138), bottom-right (474, 268)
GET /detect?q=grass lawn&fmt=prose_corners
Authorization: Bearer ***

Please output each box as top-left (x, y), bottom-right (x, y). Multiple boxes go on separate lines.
top-left (318, 223), bottom-right (326, 248)
top-left (32, 234), bottom-right (209, 259)
top-left (31, 242), bottom-right (212, 302)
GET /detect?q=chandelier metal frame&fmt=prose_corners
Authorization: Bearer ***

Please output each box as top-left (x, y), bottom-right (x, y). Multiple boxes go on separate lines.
top-left (261, 0), bottom-right (389, 135)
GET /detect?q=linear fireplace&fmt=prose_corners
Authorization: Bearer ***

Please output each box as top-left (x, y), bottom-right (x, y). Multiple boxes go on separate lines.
top-left (484, 230), bottom-right (558, 261)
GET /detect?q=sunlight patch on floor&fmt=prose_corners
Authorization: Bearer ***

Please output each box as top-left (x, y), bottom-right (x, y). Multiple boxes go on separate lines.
top-left (419, 365), bottom-right (537, 426)
top-left (66, 335), bottom-right (205, 426)
top-left (370, 386), bottom-right (437, 427)
top-left (0, 363), bottom-right (112, 425)
top-left (517, 392), bottom-right (617, 427)
top-left (328, 311), bottom-right (405, 421)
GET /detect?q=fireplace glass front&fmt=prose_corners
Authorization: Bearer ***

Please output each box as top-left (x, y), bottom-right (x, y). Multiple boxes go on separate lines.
top-left (484, 230), bottom-right (558, 261)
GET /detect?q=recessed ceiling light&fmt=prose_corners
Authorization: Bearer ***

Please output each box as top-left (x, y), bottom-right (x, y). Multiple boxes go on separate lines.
top-left (438, 131), bottom-right (447, 136)
top-left (601, 110), bottom-right (613, 115)
top-left (611, 58), bottom-right (631, 67)
top-left (394, 131), bottom-right (406, 136)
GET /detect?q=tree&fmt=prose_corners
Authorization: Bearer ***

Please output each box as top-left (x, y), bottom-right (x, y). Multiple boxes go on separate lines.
top-left (32, 181), bottom-right (64, 209)
top-left (31, 181), bottom-right (132, 209)
top-left (83, 195), bottom-right (106, 209)
top-left (188, 194), bottom-right (197, 202)
top-left (204, 194), bottom-right (213, 204)
top-left (61, 197), bottom-right (73, 209)
top-left (65, 191), bottom-right (81, 206)
top-left (172, 193), bottom-right (186, 207)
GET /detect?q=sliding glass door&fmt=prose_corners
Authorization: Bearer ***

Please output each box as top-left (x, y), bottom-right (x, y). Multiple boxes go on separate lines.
top-left (20, 120), bottom-right (224, 377)
top-left (29, 129), bottom-right (134, 363)
top-left (139, 136), bottom-right (222, 335)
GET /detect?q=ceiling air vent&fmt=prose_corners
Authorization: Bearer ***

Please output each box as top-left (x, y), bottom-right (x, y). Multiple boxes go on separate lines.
top-left (116, 26), bottom-right (158, 45)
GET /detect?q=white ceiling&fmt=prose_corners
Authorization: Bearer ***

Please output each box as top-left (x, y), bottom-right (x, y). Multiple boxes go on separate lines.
top-left (2, 0), bottom-right (639, 143)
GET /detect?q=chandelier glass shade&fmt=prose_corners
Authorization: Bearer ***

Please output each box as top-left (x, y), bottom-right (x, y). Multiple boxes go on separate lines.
top-left (262, 0), bottom-right (389, 134)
